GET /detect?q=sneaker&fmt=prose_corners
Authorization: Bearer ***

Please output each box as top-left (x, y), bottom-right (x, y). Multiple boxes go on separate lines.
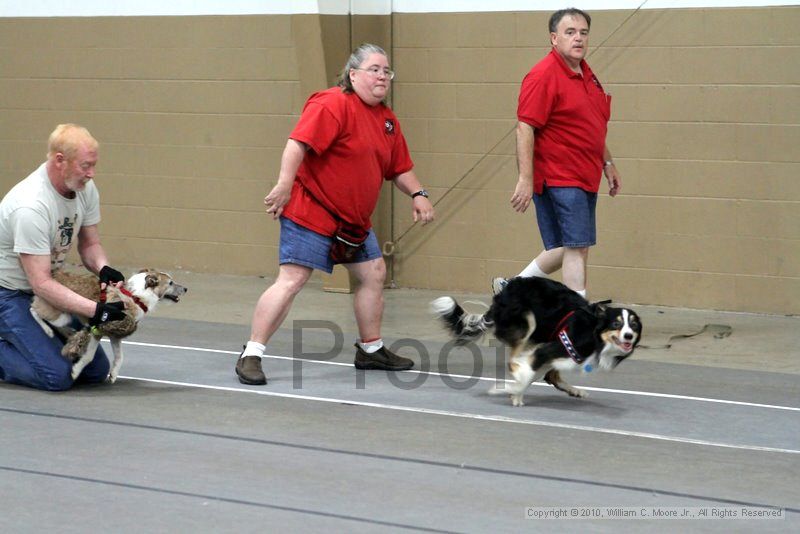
top-left (491, 277), bottom-right (508, 295)
top-left (235, 346), bottom-right (267, 385)
top-left (354, 343), bottom-right (414, 371)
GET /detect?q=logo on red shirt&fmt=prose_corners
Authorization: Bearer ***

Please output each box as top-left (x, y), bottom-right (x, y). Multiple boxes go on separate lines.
top-left (384, 119), bottom-right (395, 135)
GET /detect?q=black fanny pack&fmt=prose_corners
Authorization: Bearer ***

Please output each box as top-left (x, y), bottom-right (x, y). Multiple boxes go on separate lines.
top-left (330, 222), bottom-right (368, 263)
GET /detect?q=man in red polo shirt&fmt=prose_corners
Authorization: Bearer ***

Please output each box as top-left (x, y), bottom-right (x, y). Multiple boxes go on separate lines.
top-left (493, 8), bottom-right (621, 299)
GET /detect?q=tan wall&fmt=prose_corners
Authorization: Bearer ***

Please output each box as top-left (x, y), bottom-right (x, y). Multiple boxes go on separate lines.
top-left (0, 15), bottom-right (306, 275)
top-left (391, 7), bottom-right (800, 314)
top-left (0, 8), bottom-right (797, 314)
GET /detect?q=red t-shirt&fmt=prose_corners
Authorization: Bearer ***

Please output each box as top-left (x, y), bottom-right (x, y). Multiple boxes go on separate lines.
top-left (282, 87), bottom-right (414, 236)
top-left (517, 49), bottom-right (611, 194)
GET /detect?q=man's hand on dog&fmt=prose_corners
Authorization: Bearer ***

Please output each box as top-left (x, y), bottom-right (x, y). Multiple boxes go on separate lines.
top-left (90, 301), bottom-right (126, 326)
top-left (99, 265), bottom-right (125, 285)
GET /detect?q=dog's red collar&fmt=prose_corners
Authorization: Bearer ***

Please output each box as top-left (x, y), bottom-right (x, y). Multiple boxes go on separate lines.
top-left (558, 330), bottom-right (584, 363)
top-left (550, 310), bottom-right (587, 363)
top-left (99, 285), bottom-right (148, 313)
top-left (550, 310), bottom-right (575, 341)
top-left (119, 287), bottom-right (148, 313)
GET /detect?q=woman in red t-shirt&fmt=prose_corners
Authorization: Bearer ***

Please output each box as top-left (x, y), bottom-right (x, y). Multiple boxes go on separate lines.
top-left (235, 44), bottom-right (435, 385)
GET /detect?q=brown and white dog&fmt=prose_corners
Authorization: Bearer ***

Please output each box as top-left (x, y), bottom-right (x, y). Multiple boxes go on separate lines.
top-left (432, 277), bottom-right (642, 406)
top-left (30, 269), bottom-right (187, 383)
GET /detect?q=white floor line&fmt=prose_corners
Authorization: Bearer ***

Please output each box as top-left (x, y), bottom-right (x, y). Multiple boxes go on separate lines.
top-left (116, 375), bottom-right (800, 456)
top-left (118, 339), bottom-right (800, 413)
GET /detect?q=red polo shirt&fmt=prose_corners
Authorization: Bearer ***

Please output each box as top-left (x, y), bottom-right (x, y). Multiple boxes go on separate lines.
top-left (517, 49), bottom-right (611, 194)
top-left (283, 88), bottom-right (413, 236)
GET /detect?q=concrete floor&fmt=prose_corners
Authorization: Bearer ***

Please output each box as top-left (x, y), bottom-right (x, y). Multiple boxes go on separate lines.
top-left (1, 268), bottom-right (798, 533)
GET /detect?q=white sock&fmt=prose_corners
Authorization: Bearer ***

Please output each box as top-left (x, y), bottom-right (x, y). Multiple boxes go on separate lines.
top-left (242, 341), bottom-right (265, 359)
top-left (518, 259), bottom-right (548, 278)
top-left (576, 289), bottom-right (586, 298)
top-left (358, 338), bottom-right (384, 354)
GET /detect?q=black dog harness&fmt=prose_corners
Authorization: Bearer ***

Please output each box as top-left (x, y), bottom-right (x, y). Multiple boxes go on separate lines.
top-left (550, 310), bottom-right (586, 364)
top-left (551, 301), bottom-right (612, 369)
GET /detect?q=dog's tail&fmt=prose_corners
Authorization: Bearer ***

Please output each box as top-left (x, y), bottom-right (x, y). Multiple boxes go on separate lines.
top-left (61, 329), bottom-right (93, 362)
top-left (431, 296), bottom-right (493, 344)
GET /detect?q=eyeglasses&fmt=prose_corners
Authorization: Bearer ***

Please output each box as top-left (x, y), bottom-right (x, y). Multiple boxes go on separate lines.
top-left (353, 66), bottom-right (395, 80)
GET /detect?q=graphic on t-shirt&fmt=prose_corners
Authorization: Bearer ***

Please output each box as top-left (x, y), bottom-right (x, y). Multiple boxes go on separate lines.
top-left (384, 119), bottom-right (395, 135)
top-left (51, 214), bottom-right (77, 270)
top-left (58, 215), bottom-right (76, 248)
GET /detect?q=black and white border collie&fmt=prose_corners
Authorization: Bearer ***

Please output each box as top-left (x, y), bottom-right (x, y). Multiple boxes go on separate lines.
top-left (432, 277), bottom-right (642, 406)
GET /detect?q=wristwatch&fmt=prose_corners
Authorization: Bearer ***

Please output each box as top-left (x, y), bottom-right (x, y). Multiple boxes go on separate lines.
top-left (411, 189), bottom-right (429, 199)
top-left (603, 160), bottom-right (614, 169)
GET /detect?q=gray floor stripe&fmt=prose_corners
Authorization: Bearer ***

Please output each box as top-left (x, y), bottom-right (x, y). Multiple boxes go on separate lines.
top-left (3, 407), bottom-right (796, 515)
top-left (0, 465), bottom-right (459, 533)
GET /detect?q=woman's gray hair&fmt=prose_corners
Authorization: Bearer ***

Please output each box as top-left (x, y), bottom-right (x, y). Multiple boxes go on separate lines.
top-left (337, 43), bottom-right (388, 93)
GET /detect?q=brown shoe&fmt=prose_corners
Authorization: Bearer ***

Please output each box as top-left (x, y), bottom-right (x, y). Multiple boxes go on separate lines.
top-left (354, 343), bottom-right (414, 371)
top-left (236, 348), bottom-right (267, 385)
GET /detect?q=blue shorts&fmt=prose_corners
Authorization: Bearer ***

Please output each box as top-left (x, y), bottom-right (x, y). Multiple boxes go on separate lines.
top-left (279, 217), bottom-right (382, 273)
top-left (533, 186), bottom-right (597, 249)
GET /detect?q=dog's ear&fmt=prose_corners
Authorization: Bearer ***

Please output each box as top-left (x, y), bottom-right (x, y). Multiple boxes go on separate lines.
top-left (589, 302), bottom-right (608, 319)
top-left (145, 273), bottom-right (160, 289)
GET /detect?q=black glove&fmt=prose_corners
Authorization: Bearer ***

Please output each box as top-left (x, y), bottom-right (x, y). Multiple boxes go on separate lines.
top-left (99, 265), bottom-right (125, 285)
top-left (90, 301), bottom-right (126, 327)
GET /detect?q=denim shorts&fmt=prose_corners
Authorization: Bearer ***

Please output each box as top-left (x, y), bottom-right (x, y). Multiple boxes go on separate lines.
top-left (532, 186), bottom-right (597, 249)
top-left (279, 217), bottom-right (382, 273)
